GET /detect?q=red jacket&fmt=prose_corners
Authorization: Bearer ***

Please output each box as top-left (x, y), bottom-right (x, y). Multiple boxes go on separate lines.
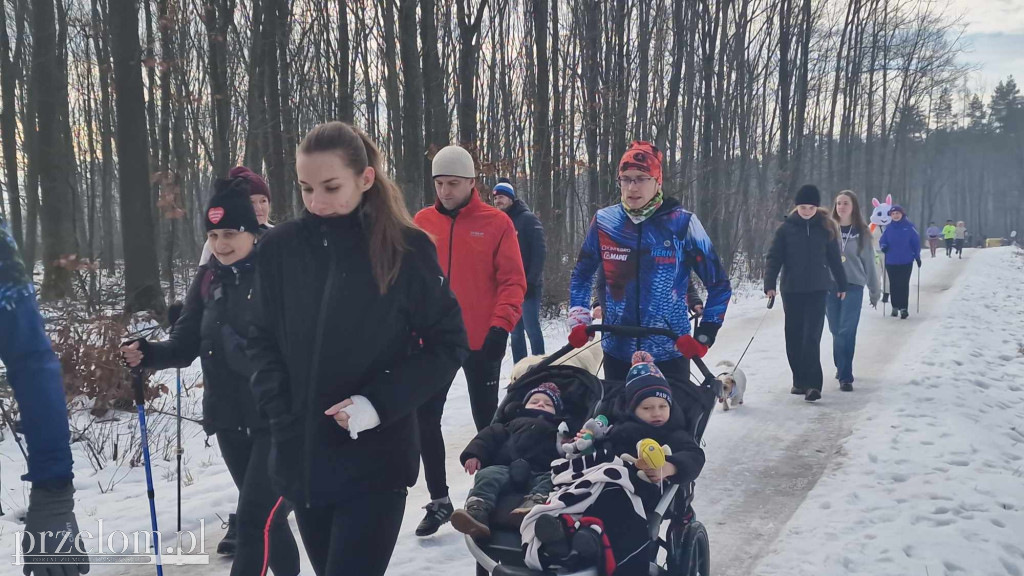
top-left (415, 191), bottom-right (526, 350)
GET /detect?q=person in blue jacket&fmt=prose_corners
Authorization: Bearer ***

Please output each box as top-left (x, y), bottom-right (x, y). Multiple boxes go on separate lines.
top-left (878, 205), bottom-right (922, 319)
top-left (0, 216), bottom-right (89, 575)
top-left (568, 141), bottom-right (732, 383)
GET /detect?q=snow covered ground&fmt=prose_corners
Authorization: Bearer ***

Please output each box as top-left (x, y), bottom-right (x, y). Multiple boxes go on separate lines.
top-left (1, 247), bottom-right (1022, 576)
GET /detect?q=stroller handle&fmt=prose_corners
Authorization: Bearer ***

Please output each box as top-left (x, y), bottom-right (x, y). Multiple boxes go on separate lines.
top-left (580, 324), bottom-right (716, 381)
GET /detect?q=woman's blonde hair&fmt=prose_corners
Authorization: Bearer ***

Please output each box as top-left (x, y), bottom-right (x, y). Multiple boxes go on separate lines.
top-left (957, 220), bottom-right (965, 227)
top-left (298, 122), bottom-right (416, 294)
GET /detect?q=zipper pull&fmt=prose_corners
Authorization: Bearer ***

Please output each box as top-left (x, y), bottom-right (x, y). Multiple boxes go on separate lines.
top-left (321, 225), bottom-right (328, 247)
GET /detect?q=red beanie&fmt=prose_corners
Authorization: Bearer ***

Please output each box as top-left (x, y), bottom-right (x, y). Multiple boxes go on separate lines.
top-left (619, 141), bottom-right (663, 184)
top-left (228, 166), bottom-right (271, 200)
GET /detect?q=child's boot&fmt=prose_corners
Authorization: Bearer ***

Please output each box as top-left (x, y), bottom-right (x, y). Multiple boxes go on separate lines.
top-left (451, 497), bottom-right (493, 540)
top-left (510, 493), bottom-right (548, 521)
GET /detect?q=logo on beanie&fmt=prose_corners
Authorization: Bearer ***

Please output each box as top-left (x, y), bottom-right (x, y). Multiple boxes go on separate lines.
top-left (207, 207), bottom-right (224, 224)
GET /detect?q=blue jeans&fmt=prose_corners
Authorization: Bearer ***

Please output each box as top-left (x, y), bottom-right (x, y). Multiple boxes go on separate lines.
top-left (825, 284), bottom-right (864, 383)
top-left (511, 292), bottom-right (545, 363)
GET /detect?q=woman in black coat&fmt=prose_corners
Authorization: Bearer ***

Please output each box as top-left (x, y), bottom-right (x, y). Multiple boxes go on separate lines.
top-left (765, 185), bottom-right (848, 402)
top-left (247, 122), bottom-right (469, 576)
top-left (120, 180), bottom-right (299, 576)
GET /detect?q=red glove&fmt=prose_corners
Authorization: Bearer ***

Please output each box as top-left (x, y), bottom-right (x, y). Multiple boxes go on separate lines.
top-left (568, 324), bottom-right (590, 348)
top-left (675, 335), bottom-right (708, 359)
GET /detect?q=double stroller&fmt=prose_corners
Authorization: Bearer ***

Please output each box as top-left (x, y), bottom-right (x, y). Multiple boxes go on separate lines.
top-left (465, 325), bottom-right (719, 576)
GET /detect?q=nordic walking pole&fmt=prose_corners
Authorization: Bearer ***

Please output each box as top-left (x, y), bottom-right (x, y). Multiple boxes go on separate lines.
top-left (916, 264), bottom-right (921, 314)
top-left (166, 301), bottom-right (184, 533)
top-left (131, 368), bottom-right (164, 576)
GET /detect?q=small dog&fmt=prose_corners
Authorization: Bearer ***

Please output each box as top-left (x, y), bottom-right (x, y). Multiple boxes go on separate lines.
top-left (511, 337), bottom-right (605, 382)
top-left (715, 360), bottom-right (746, 411)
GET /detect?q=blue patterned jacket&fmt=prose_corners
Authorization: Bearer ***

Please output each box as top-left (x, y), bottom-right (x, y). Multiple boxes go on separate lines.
top-left (569, 199), bottom-right (732, 363)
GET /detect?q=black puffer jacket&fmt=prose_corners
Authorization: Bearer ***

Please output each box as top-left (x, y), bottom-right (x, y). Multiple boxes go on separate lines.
top-left (460, 409), bottom-right (563, 472)
top-left (606, 415), bottom-right (706, 488)
top-left (505, 199), bottom-right (547, 296)
top-left (140, 254), bottom-right (262, 435)
top-left (247, 209), bottom-right (469, 506)
top-left (764, 211), bottom-right (848, 294)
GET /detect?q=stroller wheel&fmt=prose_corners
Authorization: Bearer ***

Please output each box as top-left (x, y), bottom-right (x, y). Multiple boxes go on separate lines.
top-left (668, 520), bottom-right (710, 576)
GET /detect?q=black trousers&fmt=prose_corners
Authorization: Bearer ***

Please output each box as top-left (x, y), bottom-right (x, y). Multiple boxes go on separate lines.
top-left (885, 263), bottom-right (913, 311)
top-left (781, 291), bottom-right (827, 392)
top-left (945, 238), bottom-right (954, 256)
top-left (218, 429), bottom-right (299, 576)
top-left (293, 489), bottom-right (407, 576)
top-left (417, 349), bottom-right (501, 500)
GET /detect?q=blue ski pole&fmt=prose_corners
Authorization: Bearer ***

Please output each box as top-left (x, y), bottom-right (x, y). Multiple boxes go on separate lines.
top-left (167, 301), bottom-right (184, 534)
top-left (132, 368), bottom-right (164, 576)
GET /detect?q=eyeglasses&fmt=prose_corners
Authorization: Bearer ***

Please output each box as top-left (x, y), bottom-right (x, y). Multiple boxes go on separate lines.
top-left (617, 176), bottom-right (655, 188)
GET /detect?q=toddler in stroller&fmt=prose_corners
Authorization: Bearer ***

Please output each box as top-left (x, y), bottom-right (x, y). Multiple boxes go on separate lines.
top-left (451, 383), bottom-right (567, 539)
top-left (465, 324), bottom-right (719, 576)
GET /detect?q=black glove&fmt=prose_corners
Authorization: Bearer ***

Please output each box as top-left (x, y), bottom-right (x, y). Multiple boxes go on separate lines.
top-left (118, 338), bottom-right (149, 368)
top-left (21, 484), bottom-right (90, 576)
top-left (915, 258), bottom-right (922, 268)
top-left (694, 322), bottom-right (720, 348)
top-left (481, 327), bottom-right (509, 362)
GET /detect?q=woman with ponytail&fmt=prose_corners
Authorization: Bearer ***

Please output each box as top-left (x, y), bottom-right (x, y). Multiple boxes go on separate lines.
top-left (247, 122), bottom-right (468, 575)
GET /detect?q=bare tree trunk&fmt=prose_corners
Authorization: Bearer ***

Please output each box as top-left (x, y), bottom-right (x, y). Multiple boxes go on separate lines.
top-left (33, 0), bottom-right (75, 300)
top-left (380, 0), bottom-right (404, 174)
top-left (205, 0), bottom-right (233, 177)
top-left (262, 0), bottom-right (288, 210)
top-left (91, 0), bottom-right (116, 270)
top-left (0, 0), bottom-right (22, 248)
top-left (457, 0), bottom-right (488, 149)
top-left (244, 0), bottom-right (265, 170)
top-left (581, 0), bottom-right (601, 216)
top-left (338, 0), bottom-right (353, 122)
top-left (109, 0), bottom-right (164, 314)
top-left (422, 0), bottom-right (447, 200)
top-left (532, 0), bottom-right (552, 224)
top-left (399, 0), bottom-right (425, 207)
top-left (787, 0), bottom-right (812, 194)
top-left (277, 0), bottom-right (297, 210)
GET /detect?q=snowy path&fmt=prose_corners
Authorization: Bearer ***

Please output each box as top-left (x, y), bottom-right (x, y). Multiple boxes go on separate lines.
top-left (5, 248), bottom-right (1020, 576)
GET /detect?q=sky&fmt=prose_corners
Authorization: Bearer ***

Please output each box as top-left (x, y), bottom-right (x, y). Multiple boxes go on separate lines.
top-left (953, 0), bottom-right (1024, 95)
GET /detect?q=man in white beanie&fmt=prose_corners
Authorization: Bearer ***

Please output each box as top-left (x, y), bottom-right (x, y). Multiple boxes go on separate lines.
top-left (412, 145), bottom-right (527, 536)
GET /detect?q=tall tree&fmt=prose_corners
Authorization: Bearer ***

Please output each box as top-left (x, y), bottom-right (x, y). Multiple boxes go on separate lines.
top-left (0, 0), bottom-right (22, 248)
top-left (398, 0), bottom-right (425, 207)
top-left (456, 0), bottom-right (488, 149)
top-left (32, 0), bottom-right (75, 300)
top-left (204, 0), bottom-right (233, 177)
top-left (532, 0), bottom-right (552, 224)
top-left (109, 0), bottom-right (164, 313)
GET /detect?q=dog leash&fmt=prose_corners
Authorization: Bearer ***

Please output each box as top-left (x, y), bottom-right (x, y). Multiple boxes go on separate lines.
top-left (732, 295), bottom-right (775, 371)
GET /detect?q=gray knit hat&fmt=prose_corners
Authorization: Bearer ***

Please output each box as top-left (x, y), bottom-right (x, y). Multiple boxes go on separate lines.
top-left (432, 145), bottom-right (476, 179)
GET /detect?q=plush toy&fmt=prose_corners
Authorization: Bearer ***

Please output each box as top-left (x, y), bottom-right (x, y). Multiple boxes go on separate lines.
top-left (869, 194), bottom-right (894, 234)
top-left (561, 415), bottom-right (611, 457)
top-left (620, 439), bottom-right (673, 484)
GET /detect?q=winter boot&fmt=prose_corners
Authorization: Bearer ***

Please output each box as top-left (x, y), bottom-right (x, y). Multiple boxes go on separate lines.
top-left (415, 498), bottom-right (454, 537)
top-left (572, 518), bottom-right (616, 575)
top-left (451, 498), bottom-right (492, 540)
top-left (790, 386), bottom-right (806, 395)
top-left (804, 389), bottom-right (821, 402)
top-left (839, 381), bottom-right (854, 392)
top-left (511, 493), bottom-right (549, 520)
top-left (891, 308), bottom-right (899, 317)
top-left (900, 309), bottom-right (909, 319)
top-left (535, 514), bottom-right (574, 561)
top-left (216, 514), bottom-right (237, 556)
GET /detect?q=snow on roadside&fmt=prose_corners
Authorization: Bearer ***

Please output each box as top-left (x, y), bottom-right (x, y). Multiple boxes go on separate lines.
top-left (755, 247), bottom-right (1024, 576)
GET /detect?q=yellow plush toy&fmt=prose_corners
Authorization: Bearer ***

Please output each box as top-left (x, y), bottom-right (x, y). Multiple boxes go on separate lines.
top-left (637, 438), bottom-right (666, 469)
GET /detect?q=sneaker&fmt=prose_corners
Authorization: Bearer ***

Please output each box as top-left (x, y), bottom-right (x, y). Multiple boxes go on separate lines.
top-left (891, 308), bottom-right (899, 317)
top-left (451, 499), bottom-right (492, 540)
top-left (790, 386), bottom-right (806, 395)
top-left (900, 309), bottom-right (909, 319)
top-left (839, 381), bottom-right (854, 392)
top-left (511, 493), bottom-right (549, 519)
top-left (216, 514), bottom-right (237, 556)
top-left (415, 499), bottom-right (454, 537)
top-left (805, 389), bottom-right (821, 402)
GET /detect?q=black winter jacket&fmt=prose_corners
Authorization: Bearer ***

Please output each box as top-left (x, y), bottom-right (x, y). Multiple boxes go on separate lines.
top-left (764, 211), bottom-right (848, 294)
top-left (140, 254), bottom-right (262, 435)
top-left (607, 413), bottom-right (706, 489)
top-left (505, 199), bottom-right (547, 295)
top-left (460, 409), bottom-right (562, 472)
top-left (247, 210), bottom-right (469, 506)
